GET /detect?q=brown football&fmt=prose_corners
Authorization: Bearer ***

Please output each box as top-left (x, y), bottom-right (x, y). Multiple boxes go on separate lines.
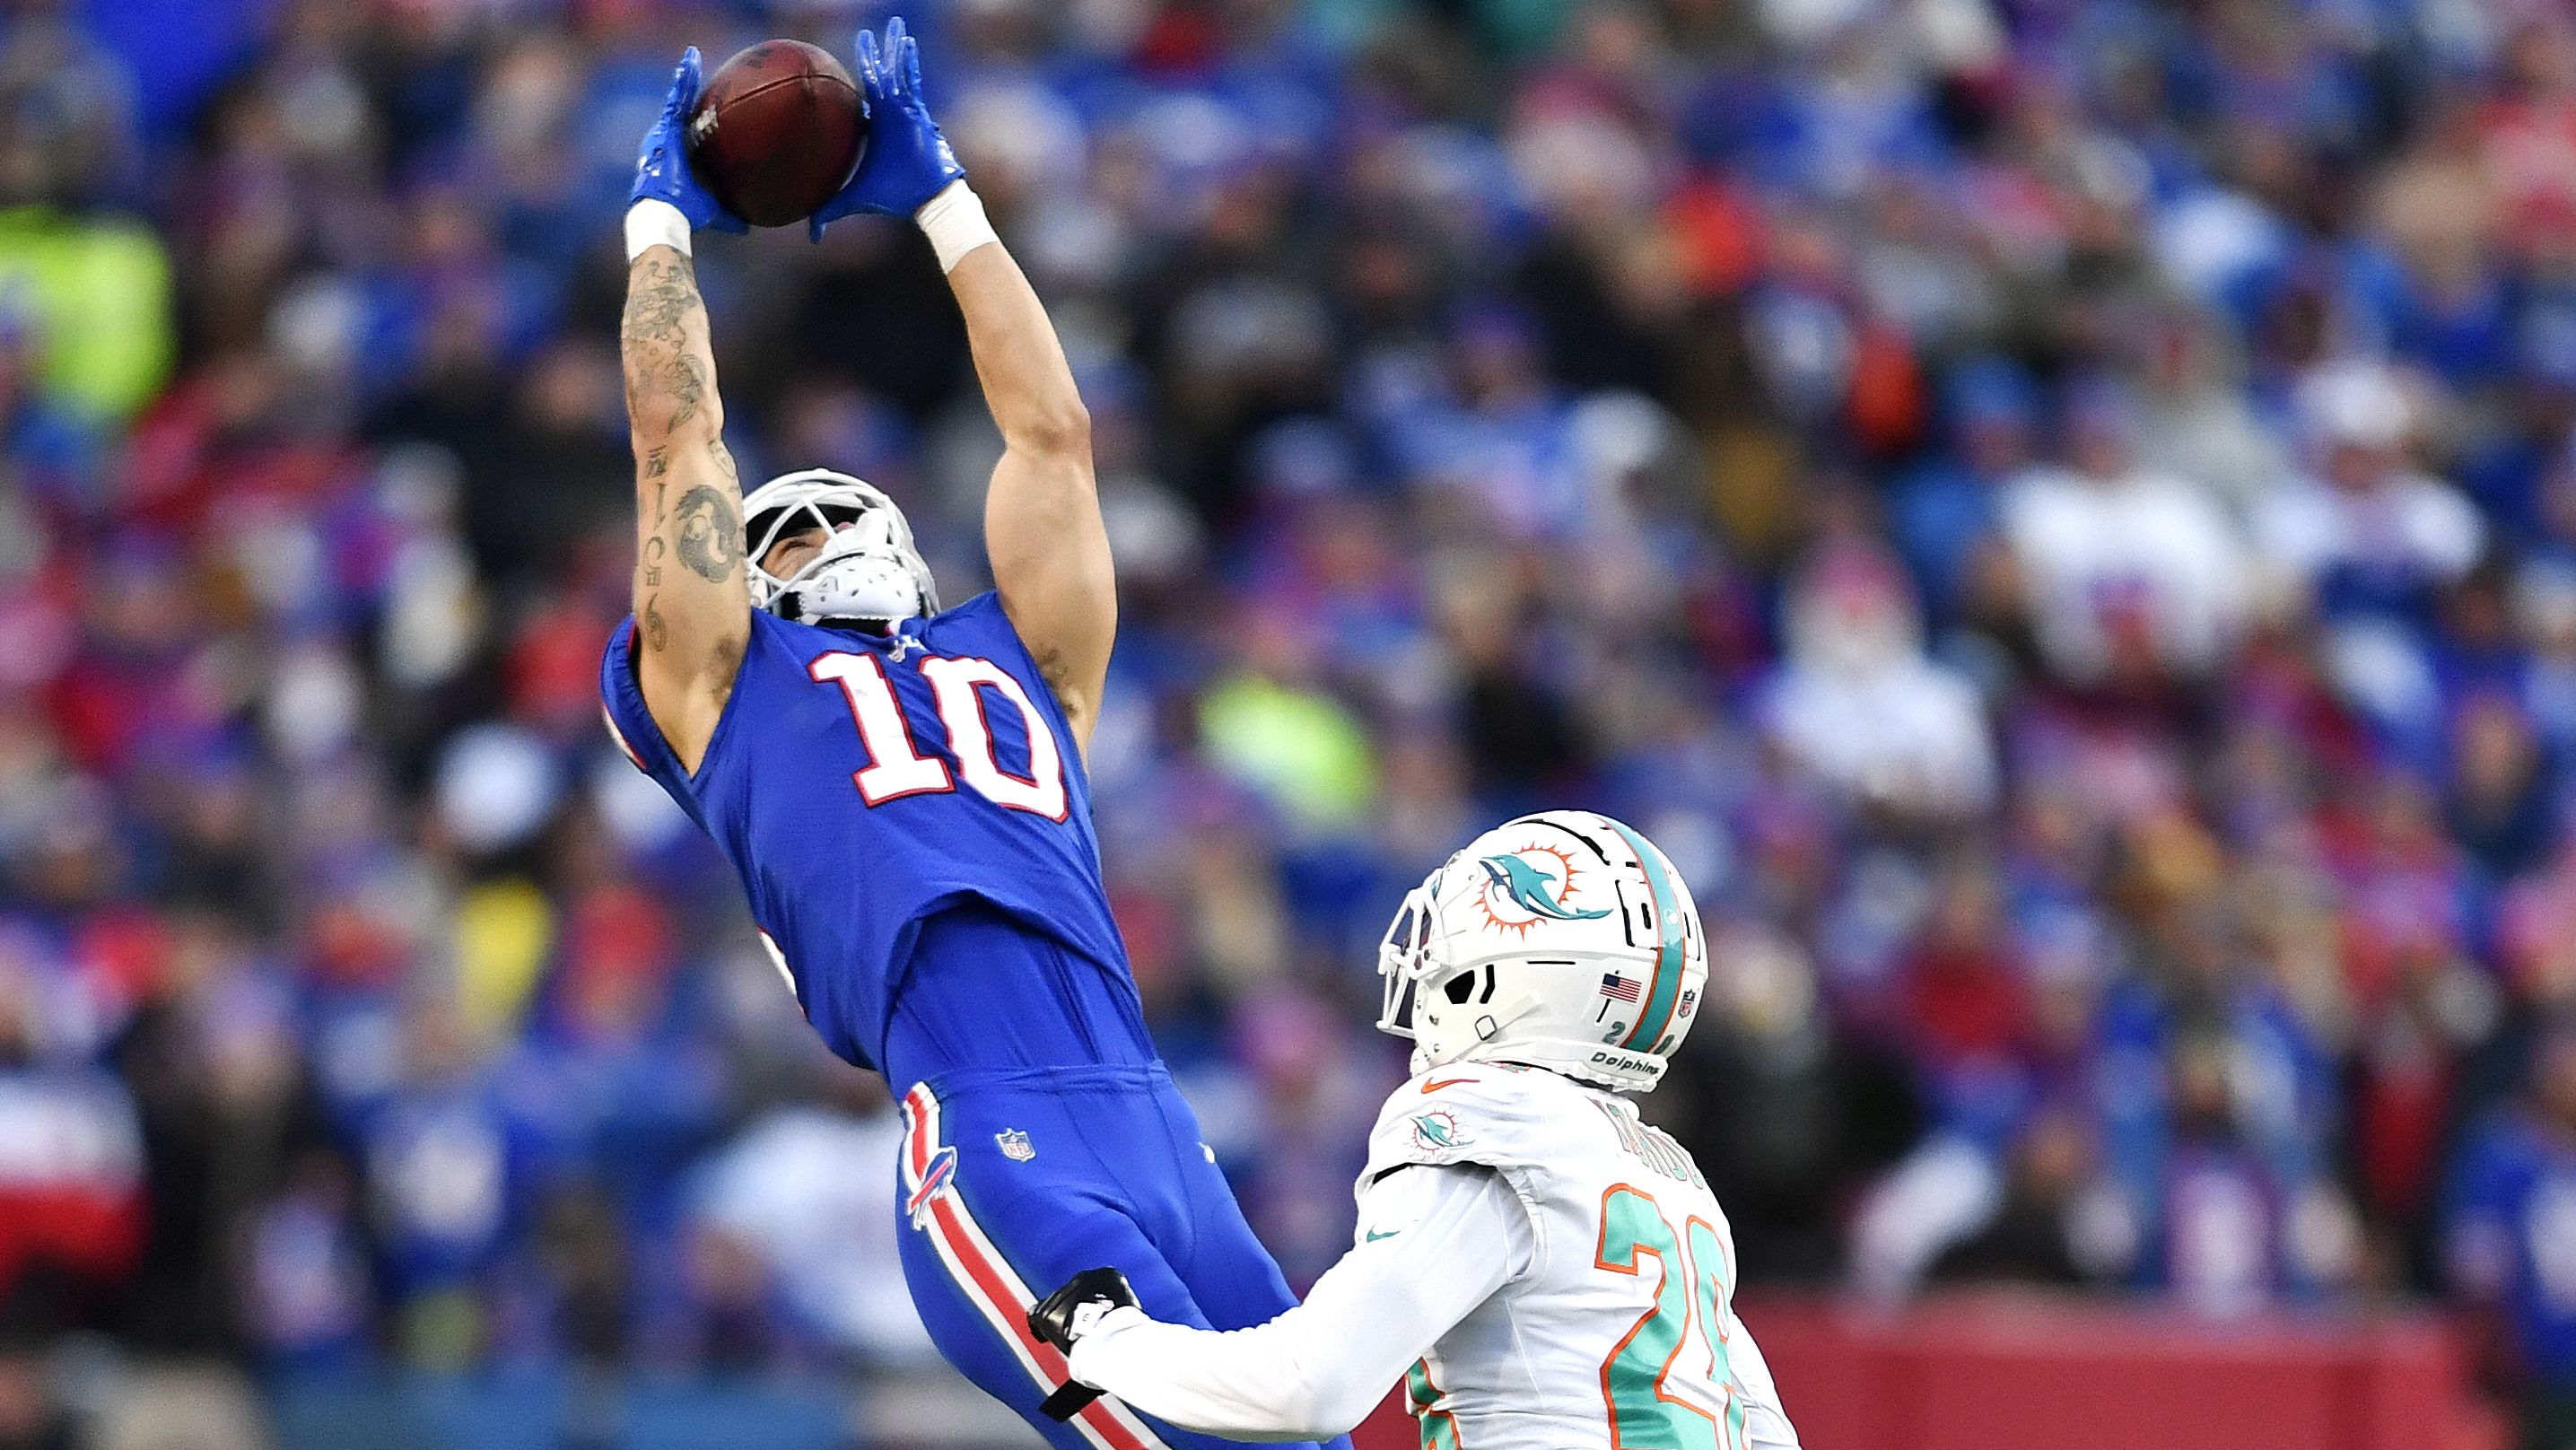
top-left (685, 40), bottom-right (867, 228)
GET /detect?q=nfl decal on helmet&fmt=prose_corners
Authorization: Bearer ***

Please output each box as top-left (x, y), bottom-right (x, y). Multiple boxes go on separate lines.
top-left (1379, 810), bottom-right (1708, 1093)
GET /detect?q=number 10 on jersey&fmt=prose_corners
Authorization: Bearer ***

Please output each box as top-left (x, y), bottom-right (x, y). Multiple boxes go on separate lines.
top-left (808, 651), bottom-right (1069, 818)
top-left (1595, 1185), bottom-right (1747, 1450)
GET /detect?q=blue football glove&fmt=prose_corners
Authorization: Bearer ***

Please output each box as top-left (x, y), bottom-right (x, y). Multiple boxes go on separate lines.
top-left (808, 15), bottom-right (966, 241)
top-left (630, 48), bottom-right (747, 234)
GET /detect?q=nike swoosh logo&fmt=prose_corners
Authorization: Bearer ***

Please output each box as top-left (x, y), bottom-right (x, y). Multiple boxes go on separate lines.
top-left (1366, 1228), bottom-right (1401, 1242)
top-left (1420, 1077), bottom-right (1476, 1094)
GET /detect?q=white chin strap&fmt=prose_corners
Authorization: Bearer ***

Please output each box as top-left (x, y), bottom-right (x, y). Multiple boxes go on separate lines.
top-left (777, 526), bottom-right (926, 627)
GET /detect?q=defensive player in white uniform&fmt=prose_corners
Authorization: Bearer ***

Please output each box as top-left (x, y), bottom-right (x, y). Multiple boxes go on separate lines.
top-left (1026, 811), bottom-right (1800, 1450)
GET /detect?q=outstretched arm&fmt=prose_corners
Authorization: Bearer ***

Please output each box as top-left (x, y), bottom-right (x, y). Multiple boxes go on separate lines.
top-left (621, 50), bottom-right (750, 773)
top-left (1032, 1166), bottom-right (1531, 1441)
top-left (622, 244), bottom-right (747, 771)
top-left (814, 18), bottom-right (1113, 752)
top-left (949, 239), bottom-right (1112, 752)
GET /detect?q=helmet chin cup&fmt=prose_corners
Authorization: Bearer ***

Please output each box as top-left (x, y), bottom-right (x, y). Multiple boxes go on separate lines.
top-left (779, 527), bottom-right (925, 625)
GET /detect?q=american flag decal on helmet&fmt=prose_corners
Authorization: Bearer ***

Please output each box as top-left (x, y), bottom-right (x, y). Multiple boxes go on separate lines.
top-left (1601, 973), bottom-right (1642, 1003)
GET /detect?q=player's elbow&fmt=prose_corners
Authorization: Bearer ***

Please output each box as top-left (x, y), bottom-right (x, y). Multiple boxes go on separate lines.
top-left (1007, 397), bottom-right (1090, 462)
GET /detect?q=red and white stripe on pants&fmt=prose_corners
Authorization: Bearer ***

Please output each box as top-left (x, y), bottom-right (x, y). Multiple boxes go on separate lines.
top-left (900, 1083), bottom-right (1169, 1450)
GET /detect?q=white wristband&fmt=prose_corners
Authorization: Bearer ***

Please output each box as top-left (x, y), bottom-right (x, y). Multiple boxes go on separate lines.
top-left (624, 199), bottom-right (692, 260)
top-left (914, 181), bottom-right (997, 273)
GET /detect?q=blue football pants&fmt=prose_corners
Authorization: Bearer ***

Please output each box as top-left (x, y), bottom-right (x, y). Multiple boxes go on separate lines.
top-left (894, 1065), bottom-right (1355, 1450)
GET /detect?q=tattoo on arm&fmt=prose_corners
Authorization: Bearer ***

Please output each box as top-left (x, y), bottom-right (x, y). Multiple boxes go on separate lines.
top-left (621, 255), bottom-right (697, 354)
top-left (675, 485), bottom-right (745, 582)
top-left (659, 352), bottom-right (709, 432)
top-left (621, 247), bottom-right (746, 661)
top-left (622, 257), bottom-right (720, 446)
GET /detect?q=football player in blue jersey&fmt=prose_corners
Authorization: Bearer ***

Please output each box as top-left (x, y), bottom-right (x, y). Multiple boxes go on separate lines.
top-left (606, 22), bottom-right (1344, 1450)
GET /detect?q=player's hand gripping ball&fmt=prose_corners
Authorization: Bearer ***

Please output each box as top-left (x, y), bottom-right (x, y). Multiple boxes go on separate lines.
top-left (806, 14), bottom-right (967, 241)
top-left (630, 48), bottom-right (747, 234)
top-left (1027, 1266), bottom-right (1139, 1353)
top-left (684, 39), bottom-right (869, 229)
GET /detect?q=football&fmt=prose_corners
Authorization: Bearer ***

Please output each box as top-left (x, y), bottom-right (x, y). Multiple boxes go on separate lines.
top-left (685, 39), bottom-right (867, 228)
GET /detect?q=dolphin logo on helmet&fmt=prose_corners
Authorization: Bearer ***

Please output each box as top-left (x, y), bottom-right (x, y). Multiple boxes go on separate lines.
top-left (1380, 811), bottom-right (1707, 1094)
top-left (1477, 853), bottom-right (1612, 924)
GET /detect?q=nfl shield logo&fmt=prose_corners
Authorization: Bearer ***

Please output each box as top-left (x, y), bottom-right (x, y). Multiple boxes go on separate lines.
top-left (995, 1128), bottom-right (1035, 1162)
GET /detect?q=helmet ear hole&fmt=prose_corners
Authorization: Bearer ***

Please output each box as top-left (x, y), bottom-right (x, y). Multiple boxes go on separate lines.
top-left (1443, 972), bottom-right (1478, 1006)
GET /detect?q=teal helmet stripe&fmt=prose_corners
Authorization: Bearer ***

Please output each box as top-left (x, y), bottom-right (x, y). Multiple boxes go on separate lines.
top-left (1607, 820), bottom-right (1686, 1051)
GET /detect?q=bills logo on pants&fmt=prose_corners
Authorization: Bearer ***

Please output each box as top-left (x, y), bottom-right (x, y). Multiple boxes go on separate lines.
top-left (901, 1084), bottom-right (1169, 1450)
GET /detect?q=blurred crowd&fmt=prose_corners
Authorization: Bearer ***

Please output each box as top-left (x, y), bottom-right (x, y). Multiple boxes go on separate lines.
top-left (8, 0), bottom-right (2576, 1443)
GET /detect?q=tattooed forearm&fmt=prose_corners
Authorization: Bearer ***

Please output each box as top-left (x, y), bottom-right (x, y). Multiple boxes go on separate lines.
top-left (622, 246), bottom-right (746, 675)
top-left (659, 353), bottom-right (708, 432)
top-left (620, 250), bottom-right (720, 442)
top-left (621, 253), bottom-right (696, 354)
top-left (674, 485), bottom-right (744, 582)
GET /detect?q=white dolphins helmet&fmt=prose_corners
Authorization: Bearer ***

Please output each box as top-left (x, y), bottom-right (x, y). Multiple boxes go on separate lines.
top-left (1378, 810), bottom-right (1707, 1093)
top-left (741, 468), bottom-right (939, 628)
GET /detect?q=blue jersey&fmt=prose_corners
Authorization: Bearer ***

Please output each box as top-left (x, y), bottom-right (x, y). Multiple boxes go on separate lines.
top-left (600, 594), bottom-right (1148, 1079)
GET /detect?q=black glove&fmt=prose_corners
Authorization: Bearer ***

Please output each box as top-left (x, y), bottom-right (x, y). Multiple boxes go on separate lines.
top-left (1027, 1266), bottom-right (1139, 1354)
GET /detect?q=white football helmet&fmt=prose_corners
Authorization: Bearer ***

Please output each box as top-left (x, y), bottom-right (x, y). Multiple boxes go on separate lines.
top-left (1378, 810), bottom-right (1707, 1093)
top-left (741, 468), bottom-right (939, 629)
